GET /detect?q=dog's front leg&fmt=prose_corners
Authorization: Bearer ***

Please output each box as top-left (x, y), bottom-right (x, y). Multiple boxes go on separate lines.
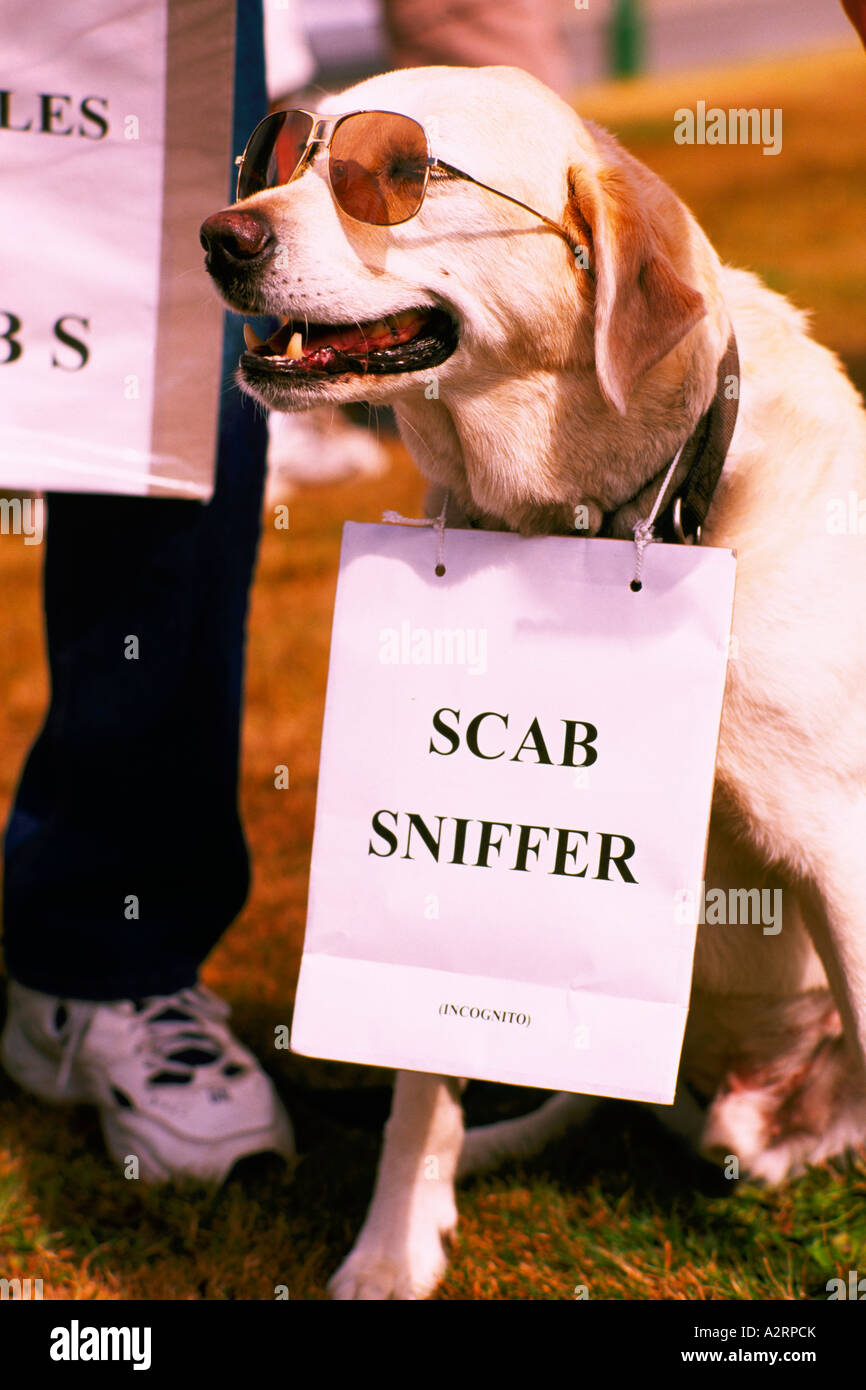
top-left (328, 1071), bottom-right (464, 1300)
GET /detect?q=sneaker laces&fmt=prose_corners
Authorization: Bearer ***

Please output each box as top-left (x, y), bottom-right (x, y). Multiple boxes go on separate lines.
top-left (54, 984), bottom-right (233, 1093)
top-left (131, 986), bottom-right (232, 1084)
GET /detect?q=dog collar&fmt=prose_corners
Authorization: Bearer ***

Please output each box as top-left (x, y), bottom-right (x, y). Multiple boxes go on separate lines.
top-left (602, 331), bottom-right (740, 545)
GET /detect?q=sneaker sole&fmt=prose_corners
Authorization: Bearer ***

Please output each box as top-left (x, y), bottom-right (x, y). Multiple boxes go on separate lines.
top-left (101, 1108), bottom-right (295, 1184)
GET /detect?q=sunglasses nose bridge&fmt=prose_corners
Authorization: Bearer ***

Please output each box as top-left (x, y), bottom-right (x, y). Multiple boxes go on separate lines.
top-left (293, 121), bottom-right (336, 180)
top-left (307, 118), bottom-right (337, 156)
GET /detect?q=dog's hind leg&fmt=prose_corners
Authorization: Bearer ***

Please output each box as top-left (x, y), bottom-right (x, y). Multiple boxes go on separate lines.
top-left (694, 790), bottom-right (866, 1180)
top-left (458, 1093), bottom-right (598, 1178)
top-left (458, 1084), bottom-right (704, 1180)
top-left (645, 1083), bottom-right (708, 1146)
top-left (329, 1071), bottom-right (464, 1300)
top-left (796, 800), bottom-right (866, 1088)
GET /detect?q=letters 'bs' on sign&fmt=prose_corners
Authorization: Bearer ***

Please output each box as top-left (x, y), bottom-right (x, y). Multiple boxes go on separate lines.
top-left (0, 0), bottom-right (234, 497)
top-left (291, 523), bottom-right (736, 1105)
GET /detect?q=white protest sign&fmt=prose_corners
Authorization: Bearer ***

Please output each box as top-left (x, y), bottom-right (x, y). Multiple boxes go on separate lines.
top-left (291, 523), bottom-right (736, 1104)
top-left (0, 0), bottom-right (234, 498)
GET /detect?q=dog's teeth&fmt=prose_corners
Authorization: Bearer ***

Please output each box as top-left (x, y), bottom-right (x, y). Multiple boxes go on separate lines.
top-left (286, 331), bottom-right (303, 359)
top-left (368, 319), bottom-right (388, 335)
top-left (243, 323), bottom-right (262, 350)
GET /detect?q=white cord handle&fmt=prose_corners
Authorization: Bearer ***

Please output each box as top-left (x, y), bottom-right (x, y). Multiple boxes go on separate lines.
top-left (382, 491), bottom-right (450, 575)
top-left (630, 440), bottom-right (686, 591)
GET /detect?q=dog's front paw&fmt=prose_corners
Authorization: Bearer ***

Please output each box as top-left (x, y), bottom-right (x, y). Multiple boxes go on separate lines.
top-left (328, 1186), bottom-right (458, 1300)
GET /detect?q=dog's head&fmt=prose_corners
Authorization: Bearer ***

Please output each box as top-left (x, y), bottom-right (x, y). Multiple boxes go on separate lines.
top-left (201, 66), bottom-right (729, 532)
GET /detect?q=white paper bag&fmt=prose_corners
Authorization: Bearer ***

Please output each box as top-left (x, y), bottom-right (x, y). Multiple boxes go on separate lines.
top-left (292, 523), bottom-right (736, 1104)
top-left (0, 0), bottom-right (235, 498)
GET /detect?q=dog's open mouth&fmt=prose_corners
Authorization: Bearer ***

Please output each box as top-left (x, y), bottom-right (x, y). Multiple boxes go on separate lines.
top-left (240, 306), bottom-right (458, 383)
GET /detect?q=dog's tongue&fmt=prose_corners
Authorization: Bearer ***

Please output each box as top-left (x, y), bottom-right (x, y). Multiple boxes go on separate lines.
top-left (307, 320), bottom-right (393, 353)
top-left (251, 307), bottom-right (428, 360)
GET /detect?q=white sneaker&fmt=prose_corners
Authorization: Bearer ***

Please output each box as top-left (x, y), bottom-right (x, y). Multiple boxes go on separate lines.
top-left (1, 979), bottom-right (295, 1183)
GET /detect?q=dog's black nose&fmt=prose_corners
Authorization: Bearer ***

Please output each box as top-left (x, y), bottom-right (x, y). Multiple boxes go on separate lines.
top-left (199, 208), bottom-right (274, 265)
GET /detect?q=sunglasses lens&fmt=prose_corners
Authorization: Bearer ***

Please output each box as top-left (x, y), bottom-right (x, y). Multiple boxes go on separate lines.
top-left (328, 112), bottom-right (429, 225)
top-left (238, 111), bottom-right (314, 200)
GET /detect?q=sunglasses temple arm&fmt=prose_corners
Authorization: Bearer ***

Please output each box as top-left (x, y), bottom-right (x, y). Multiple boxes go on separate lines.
top-left (434, 161), bottom-right (584, 258)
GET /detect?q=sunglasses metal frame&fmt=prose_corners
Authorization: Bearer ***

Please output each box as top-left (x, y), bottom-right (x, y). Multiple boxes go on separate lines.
top-left (234, 108), bottom-right (583, 256)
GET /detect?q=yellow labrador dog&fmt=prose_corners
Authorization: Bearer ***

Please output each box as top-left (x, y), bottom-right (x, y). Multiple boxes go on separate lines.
top-left (201, 65), bottom-right (866, 1299)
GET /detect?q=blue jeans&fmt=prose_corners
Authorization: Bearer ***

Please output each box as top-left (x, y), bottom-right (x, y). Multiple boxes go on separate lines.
top-left (2, 3), bottom-right (269, 1001)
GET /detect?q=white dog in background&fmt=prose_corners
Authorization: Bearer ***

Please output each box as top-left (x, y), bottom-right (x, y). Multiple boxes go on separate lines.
top-left (202, 65), bottom-right (866, 1299)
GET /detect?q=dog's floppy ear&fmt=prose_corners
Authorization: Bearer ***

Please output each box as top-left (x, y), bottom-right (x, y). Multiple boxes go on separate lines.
top-left (566, 161), bottom-right (706, 414)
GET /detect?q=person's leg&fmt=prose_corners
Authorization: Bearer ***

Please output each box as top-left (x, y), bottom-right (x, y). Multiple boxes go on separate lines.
top-left (0, 4), bottom-right (292, 1183)
top-left (3, 7), bottom-right (268, 1003)
top-left (2, 353), bottom-right (266, 1000)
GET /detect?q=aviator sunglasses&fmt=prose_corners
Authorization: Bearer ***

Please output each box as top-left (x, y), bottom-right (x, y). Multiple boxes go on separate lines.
top-left (235, 108), bottom-right (582, 255)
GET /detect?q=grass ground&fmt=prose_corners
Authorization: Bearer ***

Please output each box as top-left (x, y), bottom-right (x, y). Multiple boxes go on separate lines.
top-left (1, 45), bottom-right (866, 1300)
